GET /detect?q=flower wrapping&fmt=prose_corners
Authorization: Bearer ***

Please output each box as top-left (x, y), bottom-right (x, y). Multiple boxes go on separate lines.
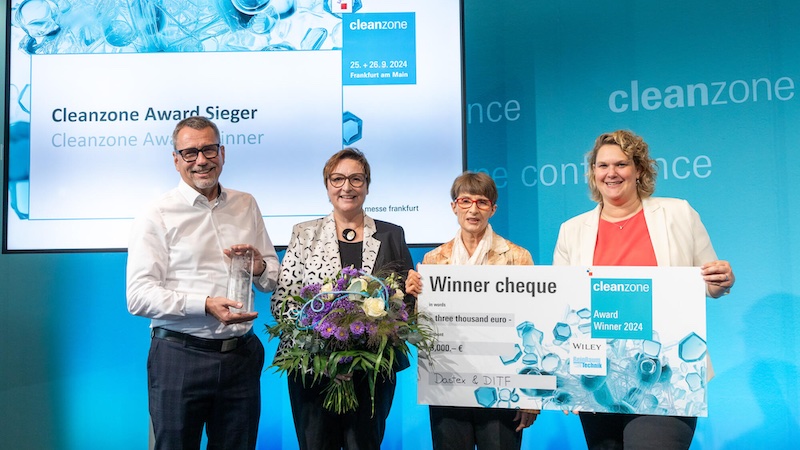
top-left (267, 266), bottom-right (435, 414)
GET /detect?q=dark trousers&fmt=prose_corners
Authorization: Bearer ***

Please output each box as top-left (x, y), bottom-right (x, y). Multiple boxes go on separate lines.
top-left (147, 334), bottom-right (265, 450)
top-left (429, 406), bottom-right (522, 450)
top-left (287, 372), bottom-right (396, 450)
top-left (580, 413), bottom-right (697, 450)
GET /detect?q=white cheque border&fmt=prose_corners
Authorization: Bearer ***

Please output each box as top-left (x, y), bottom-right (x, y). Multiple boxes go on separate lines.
top-left (416, 265), bottom-right (708, 417)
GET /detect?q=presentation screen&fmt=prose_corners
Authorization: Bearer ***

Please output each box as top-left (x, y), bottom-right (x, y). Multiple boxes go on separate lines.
top-left (3, 0), bottom-right (465, 252)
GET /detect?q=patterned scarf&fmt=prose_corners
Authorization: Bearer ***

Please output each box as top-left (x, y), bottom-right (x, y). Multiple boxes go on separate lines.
top-left (450, 224), bottom-right (494, 265)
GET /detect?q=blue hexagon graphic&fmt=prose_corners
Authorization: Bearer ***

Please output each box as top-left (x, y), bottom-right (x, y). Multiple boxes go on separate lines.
top-left (342, 111), bottom-right (363, 145)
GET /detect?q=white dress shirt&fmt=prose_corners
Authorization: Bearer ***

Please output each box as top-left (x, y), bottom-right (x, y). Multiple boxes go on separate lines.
top-left (126, 181), bottom-right (279, 338)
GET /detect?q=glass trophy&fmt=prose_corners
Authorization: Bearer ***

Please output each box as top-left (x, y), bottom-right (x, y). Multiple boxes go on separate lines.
top-left (227, 250), bottom-right (254, 314)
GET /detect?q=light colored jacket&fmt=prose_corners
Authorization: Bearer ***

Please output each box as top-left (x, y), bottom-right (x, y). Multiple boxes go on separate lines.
top-left (553, 197), bottom-right (717, 268)
top-left (423, 230), bottom-right (534, 266)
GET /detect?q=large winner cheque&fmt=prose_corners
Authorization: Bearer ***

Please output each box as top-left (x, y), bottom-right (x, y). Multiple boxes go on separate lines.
top-left (417, 265), bottom-right (709, 417)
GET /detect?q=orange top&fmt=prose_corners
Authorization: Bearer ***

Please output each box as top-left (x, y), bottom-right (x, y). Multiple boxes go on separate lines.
top-left (593, 209), bottom-right (657, 266)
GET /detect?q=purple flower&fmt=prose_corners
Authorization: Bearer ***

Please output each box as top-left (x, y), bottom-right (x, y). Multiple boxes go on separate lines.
top-left (318, 320), bottom-right (336, 338)
top-left (334, 326), bottom-right (350, 342)
top-left (350, 321), bottom-right (365, 335)
top-left (335, 277), bottom-right (349, 291)
top-left (340, 299), bottom-right (359, 313)
top-left (365, 322), bottom-right (378, 336)
top-left (299, 283), bottom-right (322, 299)
top-left (339, 356), bottom-right (354, 364)
top-left (399, 309), bottom-right (409, 322)
top-left (332, 297), bottom-right (352, 310)
top-left (342, 266), bottom-right (361, 277)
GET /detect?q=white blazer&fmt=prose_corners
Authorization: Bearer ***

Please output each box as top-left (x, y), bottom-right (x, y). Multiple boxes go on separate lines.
top-left (553, 197), bottom-right (718, 268)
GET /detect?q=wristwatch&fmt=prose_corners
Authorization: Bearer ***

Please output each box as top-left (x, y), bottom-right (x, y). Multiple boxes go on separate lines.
top-left (256, 258), bottom-right (267, 276)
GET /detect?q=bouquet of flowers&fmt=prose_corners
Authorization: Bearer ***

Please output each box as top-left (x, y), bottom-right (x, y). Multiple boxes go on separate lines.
top-left (267, 266), bottom-right (435, 414)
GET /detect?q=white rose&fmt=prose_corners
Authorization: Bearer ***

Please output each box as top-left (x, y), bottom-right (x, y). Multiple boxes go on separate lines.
top-left (362, 297), bottom-right (388, 318)
top-left (390, 289), bottom-right (405, 301)
top-left (321, 282), bottom-right (334, 300)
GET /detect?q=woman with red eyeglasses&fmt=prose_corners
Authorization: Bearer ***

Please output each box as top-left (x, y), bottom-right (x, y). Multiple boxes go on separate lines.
top-left (406, 171), bottom-right (539, 450)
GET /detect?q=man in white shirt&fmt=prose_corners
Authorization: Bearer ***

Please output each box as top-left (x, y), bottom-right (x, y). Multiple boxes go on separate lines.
top-left (126, 116), bottom-right (279, 450)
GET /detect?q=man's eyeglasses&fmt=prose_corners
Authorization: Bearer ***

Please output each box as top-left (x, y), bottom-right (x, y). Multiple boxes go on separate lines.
top-left (454, 197), bottom-right (493, 210)
top-left (329, 173), bottom-right (367, 188)
top-left (175, 144), bottom-right (220, 162)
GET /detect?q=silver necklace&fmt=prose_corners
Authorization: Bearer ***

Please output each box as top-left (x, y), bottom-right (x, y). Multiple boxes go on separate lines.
top-left (603, 209), bottom-right (638, 230)
top-left (600, 203), bottom-right (642, 230)
top-left (615, 216), bottom-right (634, 230)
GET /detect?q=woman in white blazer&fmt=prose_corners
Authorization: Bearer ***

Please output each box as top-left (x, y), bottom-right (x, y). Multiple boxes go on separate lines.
top-left (553, 130), bottom-right (735, 449)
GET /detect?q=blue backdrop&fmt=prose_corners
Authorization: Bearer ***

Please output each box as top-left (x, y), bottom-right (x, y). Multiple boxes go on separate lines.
top-left (3, 0), bottom-right (799, 448)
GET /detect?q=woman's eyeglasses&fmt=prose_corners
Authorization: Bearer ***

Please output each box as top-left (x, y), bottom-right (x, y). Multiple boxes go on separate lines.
top-left (328, 173), bottom-right (367, 188)
top-left (454, 197), bottom-right (493, 210)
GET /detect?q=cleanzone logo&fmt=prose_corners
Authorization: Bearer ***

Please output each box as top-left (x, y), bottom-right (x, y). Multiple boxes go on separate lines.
top-left (591, 278), bottom-right (653, 340)
top-left (608, 76), bottom-right (794, 112)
